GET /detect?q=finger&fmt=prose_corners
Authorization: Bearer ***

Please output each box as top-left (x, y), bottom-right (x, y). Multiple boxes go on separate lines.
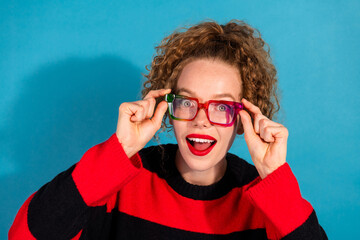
top-left (151, 100), bottom-right (168, 129)
top-left (146, 97), bottom-right (156, 118)
top-left (143, 89), bottom-right (171, 118)
top-left (124, 102), bottom-right (147, 122)
top-left (143, 88), bottom-right (171, 100)
top-left (139, 98), bottom-right (156, 119)
top-left (242, 98), bottom-right (266, 134)
top-left (253, 113), bottom-right (268, 134)
top-left (272, 126), bottom-right (289, 143)
top-left (258, 117), bottom-right (282, 129)
top-left (260, 125), bottom-right (275, 143)
top-left (133, 98), bottom-right (156, 119)
top-left (242, 98), bottom-right (262, 115)
top-left (260, 125), bottom-right (288, 143)
top-left (254, 117), bottom-right (282, 140)
top-left (138, 100), bottom-right (153, 120)
top-left (120, 102), bottom-right (141, 119)
top-left (239, 109), bottom-right (258, 141)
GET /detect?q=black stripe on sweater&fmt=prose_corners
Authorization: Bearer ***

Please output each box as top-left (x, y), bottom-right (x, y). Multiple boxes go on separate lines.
top-left (28, 164), bottom-right (90, 240)
top-left (282, 210), bottom-right (328, 240)
top-left (80, 208), bottom-right (268, 240)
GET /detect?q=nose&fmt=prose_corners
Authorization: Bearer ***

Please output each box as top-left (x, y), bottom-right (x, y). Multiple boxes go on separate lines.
top-left (192, 108), bottom-right (211, 128)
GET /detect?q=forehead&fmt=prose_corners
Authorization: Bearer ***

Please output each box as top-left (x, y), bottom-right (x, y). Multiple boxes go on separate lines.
top-left (176, 59), bottom-right (242, 101)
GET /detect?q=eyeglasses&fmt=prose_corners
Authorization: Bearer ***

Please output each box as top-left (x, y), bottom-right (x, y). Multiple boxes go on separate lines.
top-left (165, 94), bottom-right (243, 127)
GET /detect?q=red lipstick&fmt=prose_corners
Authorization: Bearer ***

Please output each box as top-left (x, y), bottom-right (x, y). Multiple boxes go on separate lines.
top-left (185, 134), bottom-right (217, 156)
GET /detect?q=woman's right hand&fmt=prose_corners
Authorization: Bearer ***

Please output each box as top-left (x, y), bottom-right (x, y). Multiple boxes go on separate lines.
top-left (116, 89), bottom-right (171, 158)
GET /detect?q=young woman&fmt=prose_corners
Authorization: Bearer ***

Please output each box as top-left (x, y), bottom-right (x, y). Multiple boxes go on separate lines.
top-left (10, 20), bottom-right (327, 239)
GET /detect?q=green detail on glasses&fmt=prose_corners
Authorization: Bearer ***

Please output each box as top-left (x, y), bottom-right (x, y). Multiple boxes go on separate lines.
top-left (165, 93), bottom-right (175, 102)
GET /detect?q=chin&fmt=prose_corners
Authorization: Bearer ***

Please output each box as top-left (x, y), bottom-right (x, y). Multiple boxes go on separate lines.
top-left (179, 145), bottom-right (225, 171)
top-left (185, 158), bottom-right (217, 172)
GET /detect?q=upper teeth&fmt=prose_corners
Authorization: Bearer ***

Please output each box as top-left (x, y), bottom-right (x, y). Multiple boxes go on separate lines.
top-left (188, 138), bottom-right (215, 143)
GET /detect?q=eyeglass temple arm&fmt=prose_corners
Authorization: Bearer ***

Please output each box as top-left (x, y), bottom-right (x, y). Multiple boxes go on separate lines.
top-left (235, 102), bottom-right (244, 110)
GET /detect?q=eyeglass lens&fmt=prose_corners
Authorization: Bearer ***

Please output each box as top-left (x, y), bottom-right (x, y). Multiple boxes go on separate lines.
top-left (172, 98), bottom-right (235, 124)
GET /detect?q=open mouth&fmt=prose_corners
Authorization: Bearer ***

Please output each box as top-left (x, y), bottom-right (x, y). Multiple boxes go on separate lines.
top-left (186, 134), bottom-right (217, 156)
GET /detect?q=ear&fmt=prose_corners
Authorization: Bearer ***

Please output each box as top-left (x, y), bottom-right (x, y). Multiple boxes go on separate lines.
top-left (236, 123), bottom-right (244, 135)
top-left (236, 115), bottom-right (244, 135)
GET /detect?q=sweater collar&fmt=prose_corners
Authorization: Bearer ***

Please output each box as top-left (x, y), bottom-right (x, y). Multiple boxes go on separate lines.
top-left (140, 144), bottom-right (239, 200)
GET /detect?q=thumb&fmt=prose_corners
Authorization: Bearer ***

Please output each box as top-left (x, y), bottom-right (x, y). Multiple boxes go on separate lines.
top-left (151, 101), bottom-right (168, 128)
top-left (239, 110), bottom-right (257, 141)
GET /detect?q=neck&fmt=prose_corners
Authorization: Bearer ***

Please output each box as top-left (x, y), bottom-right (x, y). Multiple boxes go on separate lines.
top-left (175, 150), bottom-right (227, 186)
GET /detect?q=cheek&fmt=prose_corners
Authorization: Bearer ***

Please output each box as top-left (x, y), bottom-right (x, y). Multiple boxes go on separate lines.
top-left (218, 127), bottom-right (237, 146)
top-left (172, 121), bottom-right (186, 139)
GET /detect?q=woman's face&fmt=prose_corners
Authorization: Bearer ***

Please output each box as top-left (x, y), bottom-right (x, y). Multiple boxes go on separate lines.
top-left (173, 58), bottom-right (242, 185)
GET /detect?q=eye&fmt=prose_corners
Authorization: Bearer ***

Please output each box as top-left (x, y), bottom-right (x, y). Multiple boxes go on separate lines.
top-left (216, 104), bottom-right (230, 112)
top-left (180, 99), bottom-right (194, 108)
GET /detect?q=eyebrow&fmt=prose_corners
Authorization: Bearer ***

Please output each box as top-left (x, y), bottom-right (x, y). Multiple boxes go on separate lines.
top-left (176, 88), bottom-right (237, 101)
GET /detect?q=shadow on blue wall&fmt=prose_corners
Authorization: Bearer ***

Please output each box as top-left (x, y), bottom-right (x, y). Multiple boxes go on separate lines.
top-left (1, 56), bottom-right (142, 236)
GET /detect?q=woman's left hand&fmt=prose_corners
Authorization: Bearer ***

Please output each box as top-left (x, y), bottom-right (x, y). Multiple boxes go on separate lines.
top-left (239, 98), bottom-right (288, 179)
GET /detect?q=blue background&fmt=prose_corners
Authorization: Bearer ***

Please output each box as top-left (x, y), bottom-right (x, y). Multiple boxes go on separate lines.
top-left (1, 0), bottom-right (359, 239)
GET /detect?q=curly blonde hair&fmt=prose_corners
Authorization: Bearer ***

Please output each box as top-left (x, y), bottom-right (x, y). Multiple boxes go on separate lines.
top-left (142, 19), bottom-right (279, 132)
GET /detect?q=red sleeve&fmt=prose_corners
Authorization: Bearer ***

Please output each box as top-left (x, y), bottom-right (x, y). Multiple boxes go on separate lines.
top-left (245, 163), bottom-right (314, 239)
top-left (72, 133), bottom-right (142, 206)
top-left (9, 134), bottom-right (143, 240)
top-left (8, 193), bottom-right (37, 240)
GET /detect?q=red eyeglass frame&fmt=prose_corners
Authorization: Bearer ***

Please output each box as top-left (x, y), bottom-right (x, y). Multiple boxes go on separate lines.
top-left (165, 94), bottom-right (243, 127)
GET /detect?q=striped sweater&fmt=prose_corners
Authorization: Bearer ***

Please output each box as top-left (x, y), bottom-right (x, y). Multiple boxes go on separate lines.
top-left (9, 134), bottom-right (327, 239)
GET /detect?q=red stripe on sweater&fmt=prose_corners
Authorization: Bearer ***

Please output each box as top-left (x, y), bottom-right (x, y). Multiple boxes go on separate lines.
top-left (246, 163), bottom-right (314, 238)
top-left (71, 230), bottom-right (83, 240)
top-left (9, 193), bottom-right (37, 240)
top-left (116, 170), bottom-right (266, 235)
top-left (115, 164), bottom-right (313, 237)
